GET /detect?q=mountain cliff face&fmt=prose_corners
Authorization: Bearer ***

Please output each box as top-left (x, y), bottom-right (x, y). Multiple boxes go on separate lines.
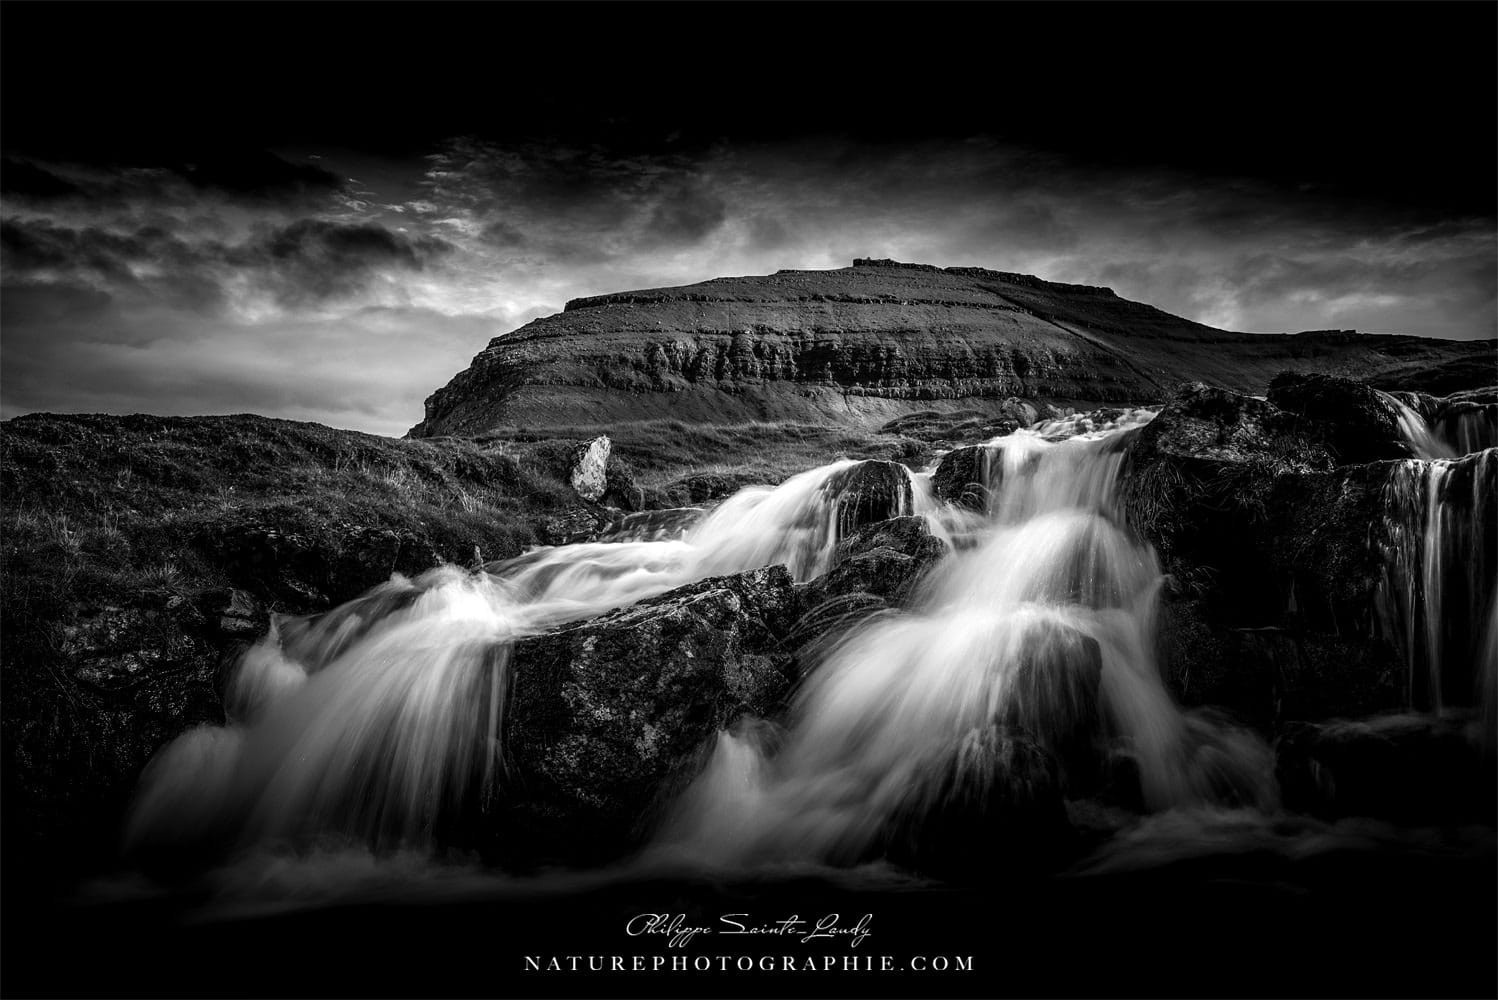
top-left (410, 259), bottom-right (1493, 437)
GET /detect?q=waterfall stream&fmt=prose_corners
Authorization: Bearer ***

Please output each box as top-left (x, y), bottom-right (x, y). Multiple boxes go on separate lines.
top-left (655, 413), bottom-right (1273, 867)
top-left (126, 399), bottom-right (1496, 883)
top-left (127, 458), bottom-right (926, 855)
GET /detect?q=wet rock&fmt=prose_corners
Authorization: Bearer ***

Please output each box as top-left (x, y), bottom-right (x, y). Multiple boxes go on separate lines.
top-left (543, 505), bottom-right (611, 546)
top-left (1267, 371), bottom-right (1409, 463)
top-left (931, 445), bottom-right (996, 510)
top-left (1276, 714), bottom-right (1496, 824)
top-left (198, 518), bottom-right (443, 609)
top-left (595, 507), bottom-right (705, 543)
top-left (820, 460), bottom-right (914, 535)
top-left (1158, 602), bottom-right (1402, 728)
top-left (879, 398), bottom-right (1052, 446)
top-left (647, 471), bottom-right (761, 508)
top-left (201, 587), bottom-right (267, 640)
top-left (504, 565), bottom-right (799, 865)
top-left (795, 515), bottom-right (948, 617)
top-left (1120, 384), bottom-right (1328, 629)
top-left (997, 616), bottom-right (1103, 788)
top-left (6, 593), bottom-right (227, 865)
top-left (599, 460), bottom-right (642, 511)
top-left (569, 435), bottom-right (611, 502)
top-left (1121, 382), bottom-right (1438, 724)
top-left (1129, 382), bottom-right (1334, 471)
top-left (1433, 395), bottom-right (1498, 455)
top-left (883, 728), bottom-right (1073, 880)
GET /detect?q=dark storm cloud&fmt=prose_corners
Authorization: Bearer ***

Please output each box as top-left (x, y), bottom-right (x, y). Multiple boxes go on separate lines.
top-left (181, 150), bottom-right (342, 202)
top-left (1, 216), bottom-right (452, 317)
top-left (1, 157), bottom-right (83, 200)
top-left (424, 139), bottom-right (730, 264)
top-left (250, 219), bottom-right (453, 308)
top-left (0, 151), bottom-right (343, 214)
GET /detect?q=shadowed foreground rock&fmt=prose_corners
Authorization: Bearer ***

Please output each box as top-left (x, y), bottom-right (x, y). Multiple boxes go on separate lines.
top-left (883, 728), bottom-right (1073, 880)
top-left (1276, 714), bottom-right (1496, 825)
top-left (1267, 371), bottom-right (1414, 463)
top-left (502, 565), bottom-right (799, 865)
top-left (1124, 380), bottom-right (1496, 729)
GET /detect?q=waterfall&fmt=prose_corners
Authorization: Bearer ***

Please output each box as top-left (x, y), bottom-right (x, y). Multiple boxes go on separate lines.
top-left (1375, 449), bottom-right (1498, 713)
top-left (1435, 401), bottom-right (1498, 457)
top-left (1382, 389), bottom-right (1498, 461)
top-left (126, 459), bottom-right (926, 857)
top-left (656, 414), bottom-right (1274, 868)
top-left (1382, 391), bottom-right (1457, 460)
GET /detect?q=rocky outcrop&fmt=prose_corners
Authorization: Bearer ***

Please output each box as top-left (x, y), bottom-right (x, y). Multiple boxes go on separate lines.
top-left (795, 515), bottom-right (948, 621)
top-left (1267, 372), bottom-right (1411, 463)
top-left (883, 729), bottom-right (1072, 879)
top-left (501, 566), bottom-right (799, 865)
top-left (1276, 714), bottom-right (1496, 824)
top-left (410, 259), bottom-right (1493, 437)
top-left (1123, 382), bottom-right (1496, 726)
top-left (819, 459), bottom-right (914, 535)
top-left (931, 445), bottom-right (997, 511)
top-left (879, 398), bottom-right (1055, 447)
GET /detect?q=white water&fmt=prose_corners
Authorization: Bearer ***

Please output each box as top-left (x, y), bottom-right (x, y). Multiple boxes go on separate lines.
top-left (130, 394), bottom-right (1493, 877)
top-left (656, 413), bottom-right (1274, 867)
top-left (127, 458), bottom-right (925, 855)
top-left (1382, 391), bottom-right (1456, 460)
top-left (1382, 389), bottom-right (1498, 460)
top-left (1376, 449), bottom-right (1498, 713)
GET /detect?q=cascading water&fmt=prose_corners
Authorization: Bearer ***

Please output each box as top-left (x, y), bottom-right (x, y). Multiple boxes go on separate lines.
top-left (1382, 389), bottom-right (1498, 460)
top-left (1375, 449), bottom-right (1498, 714)
top-left (656, 413), bottom-right (1274, 868)
top-left (126, 458), bottom-right (925, 857)
top-left (1436, 402), bottom-right (1498, 456)
top-left (1382, 391), bottom-right (1456, 460)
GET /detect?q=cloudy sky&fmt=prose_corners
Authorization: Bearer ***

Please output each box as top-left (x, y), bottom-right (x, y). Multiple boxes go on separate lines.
top-left (3, 5), bottom-right (1493, 436)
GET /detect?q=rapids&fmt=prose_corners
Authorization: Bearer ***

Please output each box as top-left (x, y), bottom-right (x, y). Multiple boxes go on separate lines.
top-left (126, 399), bottom-right (1495, 883)
top-left (655, 412), bottom-right (1274, 866)
top-left (126, 458), bottom-right (928, 855)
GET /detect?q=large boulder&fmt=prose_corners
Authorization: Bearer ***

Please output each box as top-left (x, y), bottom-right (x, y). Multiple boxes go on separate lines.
top-left (931, 445), bottom-right (996, 510)
top-left (1121, 381), bottom-right (1457, 726)
top-left (882, 728), bottom-right (1073, 880)
top-left (879, 398), bottom-right (1055, 447)
top-left (819, 460), bottom-right (915, 535)
top-left (502, 565), bottom-right (799, 865)
top-left (0, 585), bottom-right (265, 872)
top-left (1267, 371), bottom-right (1411, 463)
top-left (795, 515), bottom-right (948, 616)
top-left (1276, 714), bottom-right (1496, 825)
top-left (568, 435), bottom-right (611, 502)
top-left (1159, 602), bottom-right (1402, 727)
top-left (995, 616), bottom-right (1104, 788)
top-left (1121, 383), bottom-right (1333, 628)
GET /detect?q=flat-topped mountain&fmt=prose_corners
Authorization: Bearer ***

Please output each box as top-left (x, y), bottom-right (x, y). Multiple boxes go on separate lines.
top-left (410, 259), bottom-right (1493, 437)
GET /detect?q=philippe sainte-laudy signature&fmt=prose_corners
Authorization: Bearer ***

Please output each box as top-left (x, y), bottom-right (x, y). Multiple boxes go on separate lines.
top-left (625, 913), bottom-right (873, 949)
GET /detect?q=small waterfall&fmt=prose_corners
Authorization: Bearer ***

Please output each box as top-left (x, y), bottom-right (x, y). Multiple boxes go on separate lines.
top-left (1435, 401), bottom-right (1498, 457)
top-left (1381, 391), bottom-right (1457, 460)
top-left (657, 414), bottom-right (1274, 868)
top-left (127, 459), bottom-right (929, 857)
top-left (1375, 449), bottom-right (1498, 713)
